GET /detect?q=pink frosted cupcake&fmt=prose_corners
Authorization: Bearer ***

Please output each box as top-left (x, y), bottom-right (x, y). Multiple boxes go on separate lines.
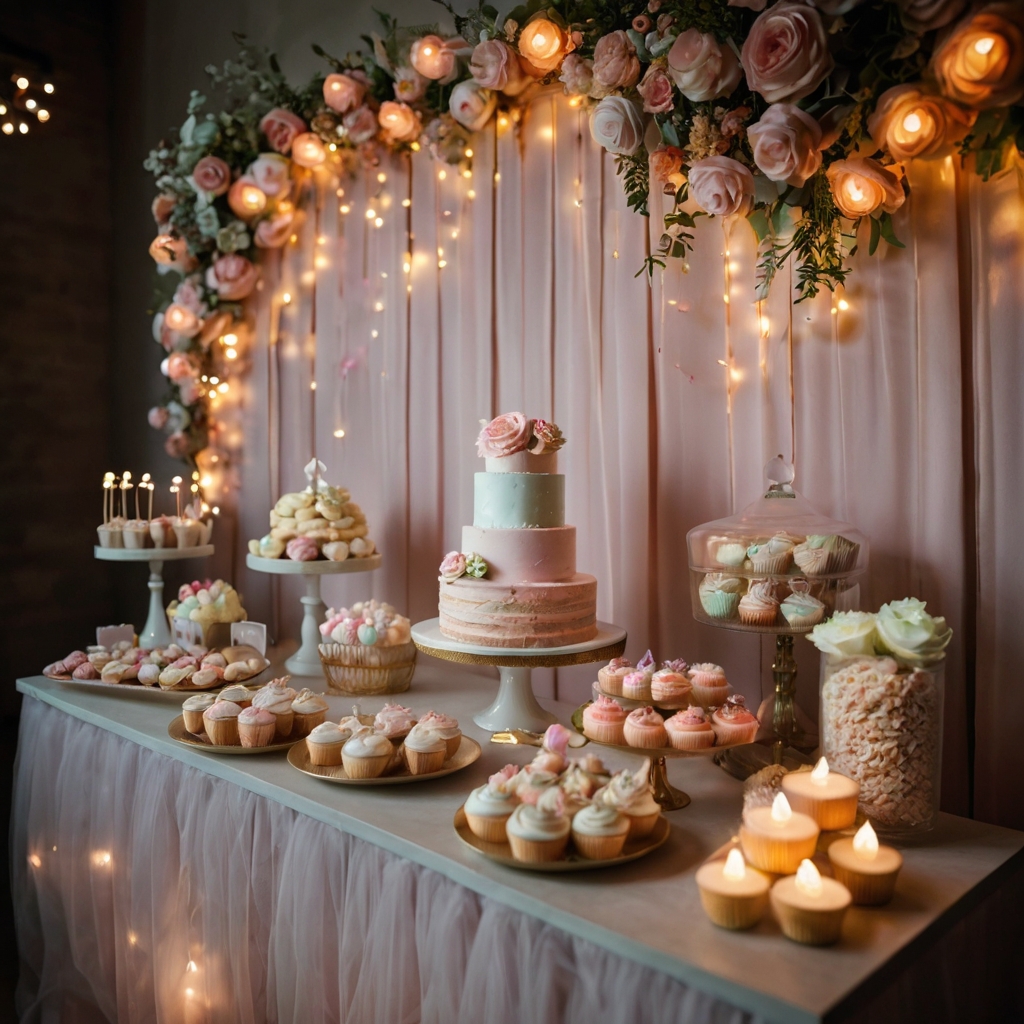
top-left (374, 702), bottom-right (418, 741)
top-left (688, 663), bottom-right (730, 707)
top-left (664, 706), bottom-right (715, 750)
top-left (417, 711), bottom-right (461, 759)
top-left (621, 670), bottom-right (652, 702)
top-left (597, 657), bottom-right (632, 697)
top-left (738, 579), bottom-right (780, 627)
top-left (651, 659), bottom-right (692, 706)
top-left (623, 706), bottom-right (668, 749)
top-left (582, 695), bottom-right (628, 745)
top-left (711, 696), bottom-right (760, 746)
top-left (238, 706), bottom-right (277, 748)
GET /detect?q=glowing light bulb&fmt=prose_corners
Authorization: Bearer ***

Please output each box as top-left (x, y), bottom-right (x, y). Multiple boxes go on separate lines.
top-left (222, 333), bottom-right (237, 346)
top-left (340, 204), bottom-right (351, 214)
top-left (438, 169), bottom-right (447, 181)
top-left (374, 301), bottom-right (384, 312)
top-left (901, 112), bottom-right (923, 135)
top-left (365, 208), bottom-right (376, 220)
top-left (333, 428), bottom-right (346, 438)
top-left (187, 960), bottom-right (198, 973)
top-left (28, 854), bottom-right (41, 868)
top-left (837, 298), bottom-right (850, 311)
top-left (467, 189), bottom-right (476, 200)
top-left (532, 31), bottom-right (547, 48)
top-left (464, 148), bottom-right (473, 158)
top-left (310, 381), bottom-right (317, 391)
top-left (401, 198), bottom-right (411, 208)
top-left (18, 123), bottom-right (28, 134)
top-left (974, 35), bottom-right (995, 55)
top-left (281, 292), bottom-right (292, 304)
top-left (16, 76), bottom-right (28, 90)
top-left (794, 859), bottom-right (823, 897)
top-left (374, 217), bottom-right (383, 228)
top-left (291, 132), bottom-right (326, 168)
top-left (760, 315), bottom-right (771, 333)
top-left (771, 792), bottom-right (793, 824)
top-left (852, 821), bottom-right (880, 862)
top-left (0, 104), bottom-right (5, 115)
top-left (25, 98), bottom-right (36, 110)
top-left (722, 848), bottom-right (747, 881)
top-left (226, 347), bottom-right (237, 359)
top-left (128, 931), bottom-right (137, 945)
top-left (422, 45), bottom-right (433, 57)
top-left (44, 83), bottom-right (54, 94)
top-left (811, 757), bottom-right (830, 786)
top-left (2, 124), bottom-right (13, 135)
top-left (92, 850), bottom-right (112, 867)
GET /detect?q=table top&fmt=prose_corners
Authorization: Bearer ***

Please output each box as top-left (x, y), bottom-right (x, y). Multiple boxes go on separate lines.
top-left (16, 665), bottom-right (1024, 1024)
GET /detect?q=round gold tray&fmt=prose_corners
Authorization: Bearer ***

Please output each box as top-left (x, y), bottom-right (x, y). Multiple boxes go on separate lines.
top-left (453, 805), bottom-right (670, 872)
top-left (287, 734), bottom-right (481, 784)
top-left (167, 714), bottom-right (300, 754)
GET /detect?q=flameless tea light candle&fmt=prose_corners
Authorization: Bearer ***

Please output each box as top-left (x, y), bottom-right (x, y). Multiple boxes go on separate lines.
top-left (696, 848), bottom-right (771, 930)
top-left (781, 757), bottom-right (860, 831)
top-left (740, 792), bottom-right (820, 875)
top-left (770, 858), bottom-right (852, 946)
top-left (827, 821), bottom-right (903, 905)
top-left (171, 476), bottom-right (183, 520)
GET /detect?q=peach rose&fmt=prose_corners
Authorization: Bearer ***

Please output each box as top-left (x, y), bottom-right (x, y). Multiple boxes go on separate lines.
top-left (638, 64), bottom-right (675, 113)
top-left (439, 551), bottom-right (467, 581)
top-left (260, 108), bottom-right (305, 153)
top-left (747, 103), bottom-right (823, 186)
top-left (290, 132), bottom-right (326, 168)
top-left (227, 177), bottom-right (268, 220)
top-left (192, 155), bottom-right (231, 196)
top-left (248, 153), bottom-right (291, 197)
top-left (894, 0), bottom-right (966, 33)
top-left (931, 4), bottom-right (1024, 109)
top-left (322, 72), bottom-right (366, 114)
top-left (868, 84), bottom-right (976, 160)
top-left (343, 106), bottom-right (379, 144)
top-left (827, 158), bottom-right (905, 218)
top-left (378, 101), bottom-right (421, 143)
top-left (592, 30), bottom-right (641, 90)
top-left (589, 96), bottom-right (645, 156)
top-left (393, 66), bottom-right (428, 103)
top-left (151, 193), bottom-right (176, 226)
top-left (254, 208), bottom-right (296, 248)
top-left (667, 30), bottom-right (743, 102)
top-left (205, 254), bottom-right (258, 301)
top-left (741, 2), bottom-right (834, 104)
top-left (559, 54), bottom-right (594, 96)
top-left (163, 352), bottom-right (197, 383)
top-left (688, 156), bottom-right (755, 216)
top-left (471, 39), bottom-right (529, 96)
top-left (163, 303), bottom-right (202, 338)
top-left (149, 234), bottom-right (193, 270)
top-left (410, 35), bottom-right (456, 80)
top-left (476, 412), bottom-right (532, 458)
top-left (649, 145), bottom-right (685, 183)
top-left (198, 310), bottom-right (233, 348)
top-left (448, 82), bottom-right (497, 131)
top-left (518, 16), bottom-right (568, 74)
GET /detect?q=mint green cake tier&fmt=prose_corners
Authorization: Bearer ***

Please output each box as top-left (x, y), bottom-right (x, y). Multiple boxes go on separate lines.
top-left (473, 472), bottom-right (565, 529)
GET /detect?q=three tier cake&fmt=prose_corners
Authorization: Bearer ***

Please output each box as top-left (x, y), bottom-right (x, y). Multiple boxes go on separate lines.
top-left (437, 413), bottom-right (598, 648)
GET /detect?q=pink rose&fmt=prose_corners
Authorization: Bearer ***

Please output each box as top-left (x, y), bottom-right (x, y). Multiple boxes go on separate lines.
top-left (542, 723), bottom-right (572, 758)
top-left (322, 72), bottom-right (366, 114)
top-left (205, 254), bottom-right (258, 301)
top-left (227, 177), bottom-right (267, 220)
top-left (476, 412), bottom-right (532, 458)
top-left (827, 158), bottom-right (905, 218)
top-left (470, 39), bottom-right (529, 96)
top-left (410, 35), bottom-right (456, 80)
top-left (741, 2), bottom-right (834, 104)
top-left (667, 30), bottom-right (743, 102)
top-left (178, 378), bottom-right (202, 406)
top-left (637, 65), bottom-right (675, 113)
top-left (868, 84), bottom-right (976, 161)
top-left (378, 101), bottom-right (421, 143)
top-left (163, 302), bottom-right (202, 338)
top-left (192, 155), bottom-right (231, 196)
top-left (148, 406), bottom-right (169, 429)
top-left (559, 54), bottom-right (594, 96)
top-left (254, 208), bottom-right (296, 248)
top-left (163, 352), bottom-right (196, 382)
top-left (589, 96), bottom-right (645, 156)
top-left (259, 108), bottom-right (306, 153)
top-left (173, 278), bottom-right (206, 315)
top-left (747, 103), bottom-right (823, 186)
top-left (343, 106), bottom-right (379, 144)
top-left (393, 66), bottom-right (428, 103)
top-left (649, 145), bottom-right (685, 183)
top-left (165, 432), bottom-right (190, 458)
top-left (439, 551), bottom-right (467, 581)
top-left (894, 0), bottom-right (965, 32)
top-left (148, 233), bottom-right (193, 270)
top-left (448, 82), bottom-right (496, 131)
top-left (151, 193), bottom-right (176, 226)
top-left (248, 154), bottom-right (291, 197)
top-left (592, 30), bottom-right (641, 91)
top-left (688, 156), bottom-right (755, 216)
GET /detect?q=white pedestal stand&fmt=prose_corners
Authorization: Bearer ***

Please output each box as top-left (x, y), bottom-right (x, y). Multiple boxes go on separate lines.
top-left (94, 545), bottom-right (215, 649)
top-left (411, 619), bottom-right (627, 733)
top-left (246, 553), bottom-right (382, 677)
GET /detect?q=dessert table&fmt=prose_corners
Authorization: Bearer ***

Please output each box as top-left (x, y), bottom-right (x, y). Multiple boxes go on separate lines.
top-left (12, 662), bottom-right (1024, 1024)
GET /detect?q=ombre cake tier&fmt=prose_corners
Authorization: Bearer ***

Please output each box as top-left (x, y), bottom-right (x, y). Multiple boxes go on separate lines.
top-left (461, 525), bottom-right (576, 583)
top-left (439, 574), bottom-right (598, 648)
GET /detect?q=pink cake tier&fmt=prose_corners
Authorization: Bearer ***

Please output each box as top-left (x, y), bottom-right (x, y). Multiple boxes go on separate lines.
top-left (460, 525), bottom-right (576, 584)
top-left (439, 574), bottom-right (598, 648)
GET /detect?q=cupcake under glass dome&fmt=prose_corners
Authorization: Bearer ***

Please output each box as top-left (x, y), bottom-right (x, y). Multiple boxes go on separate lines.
top-left (686, 458), bottom-right (869, 634)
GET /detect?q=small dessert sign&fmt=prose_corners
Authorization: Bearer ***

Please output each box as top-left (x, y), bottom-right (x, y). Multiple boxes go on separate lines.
top-left (171, 618), bottom-right (205, 647)
top-left (231, 621), bottom-right (267, 656)
top-left (97, 624), bottom-right (135, 648)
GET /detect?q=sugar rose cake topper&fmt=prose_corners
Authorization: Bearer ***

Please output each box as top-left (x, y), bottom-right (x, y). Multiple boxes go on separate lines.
top-left (476, 413), bottom-right (566, 458)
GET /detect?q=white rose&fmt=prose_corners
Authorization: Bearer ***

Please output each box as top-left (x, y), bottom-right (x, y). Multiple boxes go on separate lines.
top-left (589, 96), bottom-right (645, 156)
top-left (667, 29), bottom-right (743, 102)
top-left (687, 156), bottom-right (755, 216)
top-left (448, 80), bottom-right (497, 131)
top-left (747, 103), bottom-right (823, 186)
top-left (248, 153), bottom-right (291, 198)
top-left (808, 611), bottom-right (879, 657)
top-left (875, 598), bottom-right (952, 667)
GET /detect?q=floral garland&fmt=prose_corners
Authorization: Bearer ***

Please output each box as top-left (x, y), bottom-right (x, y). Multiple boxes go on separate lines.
top-left (145, 2), bottom-right (1024, 467)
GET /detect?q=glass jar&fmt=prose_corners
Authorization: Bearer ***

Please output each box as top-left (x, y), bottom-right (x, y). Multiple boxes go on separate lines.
top-left (819, 653), bottom-right (944, 838)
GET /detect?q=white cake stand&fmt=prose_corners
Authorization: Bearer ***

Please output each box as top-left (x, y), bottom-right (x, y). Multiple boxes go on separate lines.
top-left (94, 545), bottom-right (215, 649)
top-left (246, 553), bottom-right (383, 677)
top-left (411, 618), bottom-right (627, 732)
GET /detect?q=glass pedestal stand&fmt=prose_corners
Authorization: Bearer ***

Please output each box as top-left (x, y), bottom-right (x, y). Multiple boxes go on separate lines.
top-left (94, 544), bottom-right (215, 649)
top-left (411, 619), bottom-right (627, 733)
top-left (246, 553), bottom-right (382, 677)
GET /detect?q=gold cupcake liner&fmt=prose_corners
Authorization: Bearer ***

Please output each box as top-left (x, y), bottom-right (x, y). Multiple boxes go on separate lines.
top-left (626, 810), bottom-right (661, 840)
top-left (292, 709), bottom-right (327, 738)
top-left (465, 812), bottom-right (512, 844)
top-left (507, 832), bottom-right (569, 863)
top-left (405, 746), bottom-right (446, 775)
top-left (203, 716), bottom-right (239, 746)
top-left (622, 725), bottom-right (669, 749)
top-left (182, 709), bottom-right (206, 735)
top-left (739, 825), bottom-right (818, 875)
top-left (342, 750), bottom-right (392, 779)
top-left (239, 721), bottom-right (277, 748)
top-left (829, 862), bottom-right (900, 906)
top-left (582, 720), bottom-right (626, 746)
top-left (307, 740), bottom-right (343, 766)
top-left (572, 831), bottom-right (628, 860)
top-left (272, 709), bottom-right (295, 739)
top-left (770, 893), bottom-right (848, 945)
top-left (698, 887), bottom-right (769, 930)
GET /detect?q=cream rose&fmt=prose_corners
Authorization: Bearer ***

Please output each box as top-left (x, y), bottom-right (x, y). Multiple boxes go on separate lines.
top-left (393, 66), bottom-right (428, 103)
top-left (589, 96), bottom-right (645, 156)
top-left (875, 598), bottom-right (952, 667)
top-left (868, 84), bottom-right (976, 160)
top-left (741, 2), bottom-right (834, 103)
top-left (259, 108), bottom-right (306, 154)
top-left (248, 153), bottom-right (291, 197)
top-left (559, 54), bottom-right (594, 96)
top-left (322, 72), bottom-right (366, 114)
top-left (827, 158), bottom-right (905, 218)
top-left (471, 39), bottom-right (529, 95)
top-left (893, 0), bottom-right (966, 33)
top-left (410, 35), bottom-right (456, 80)
top-left (149, 234), bottom-right (193, 270)
top-left (448, 81), bottom-right (497, 131)
top-left (343, 106), bottom-right (379, 144)
top-left (378, 101), bottom-right (421, 143)
top-left (931, 4), bottom-right (1024, 110)
top-left (592, 30), bottom-right (641, 90)
top-left (192, 155), bottom-right (232, 196)
top-left (688, 156), bottom-right (755, 217)
top-left (254, 208), bottom-right (295, 249)
top-left (476, 412), bottom-right (532, 458)
top-left (808, 611), bottom-right (879, 658)
top-left (205, 254), bottom-right (258, 301)
top-left (439, 551), bottom-right (467, 581)
top-left (638, 64), bottom-right (675, 113)
top-left (668, 30), bottom-right (743, 102)
top-left (649, 146), bottom-right (684, 183)
top-left (747, 103), bottom-right (823, 186)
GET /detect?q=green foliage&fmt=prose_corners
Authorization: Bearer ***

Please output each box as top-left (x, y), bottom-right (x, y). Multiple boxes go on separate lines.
top-left (617, 148), bottom-right (651, 218)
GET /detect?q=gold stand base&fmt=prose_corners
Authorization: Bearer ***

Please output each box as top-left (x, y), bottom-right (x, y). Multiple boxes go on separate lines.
top-left (650, 756), bottom-right (691, 810)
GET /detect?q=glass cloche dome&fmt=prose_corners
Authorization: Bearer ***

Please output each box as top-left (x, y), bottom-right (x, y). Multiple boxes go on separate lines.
top-left (686, 457), bottom-right (869, 634)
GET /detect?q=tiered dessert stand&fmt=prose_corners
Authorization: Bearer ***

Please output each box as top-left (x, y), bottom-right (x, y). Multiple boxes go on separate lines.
top-left (94, 544), bottom-right (214, 648)
top-left (411, 618), bottom-right (626, 733)
top-left (246, 553), bottom-right (382, 676)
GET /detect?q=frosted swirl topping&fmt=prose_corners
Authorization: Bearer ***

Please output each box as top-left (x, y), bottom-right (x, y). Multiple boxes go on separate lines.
top-left (586, 695), bottom-right (628, 722)
top-left (572, 804), bottom-right (629, 837)
top-left (700, 572), bottom-right (743, 595)
top-left (744, 579), bottom-right (780, 607)
top-left (418, 711), bottom-right (460, 739)
top-left (182, 693), bottom-right (216, 712)
top-left (660, 658), bottom-right (688, 674)
top-left (252, 678), bottom-right (297, 709)
top-left (342, 727), bottom-right (393, 758)
top-left (672, 706), bottom-right (709, 726)
top-left (306, 722), bottom-right (346, 745)
top-left (404, 723), bottom-right (447, 753)
top-left (781, 591), bottom-right (825, 614)
top-left (204, 700), bottom-right (241, 720)
top-left (689, 662), bottom-right (726, 684)
top-left (374, 703), bottom-right (417, 737)
top-left (238, 706), bottom-right (275, 726)
top-left (606, 657), bottom-right (632, 672)
top-left (466, 779), bottom-right (519, 817)
top-left (626, 706), bottom-right (665, 728)
top-left (713, 696), bottom-right (757, 724)
top-left (506, 788), bottom-right (569, 840)
top-left (598, 760), bottom-right (654, 811)
top-left (218, 684), bottom-right (251, 703)
top-left (291, 689), bottom-right (329, 714)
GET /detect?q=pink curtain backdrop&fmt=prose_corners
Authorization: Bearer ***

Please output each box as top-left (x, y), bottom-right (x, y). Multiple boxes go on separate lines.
top-left (210, 90), bottom-right (1024, 828)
